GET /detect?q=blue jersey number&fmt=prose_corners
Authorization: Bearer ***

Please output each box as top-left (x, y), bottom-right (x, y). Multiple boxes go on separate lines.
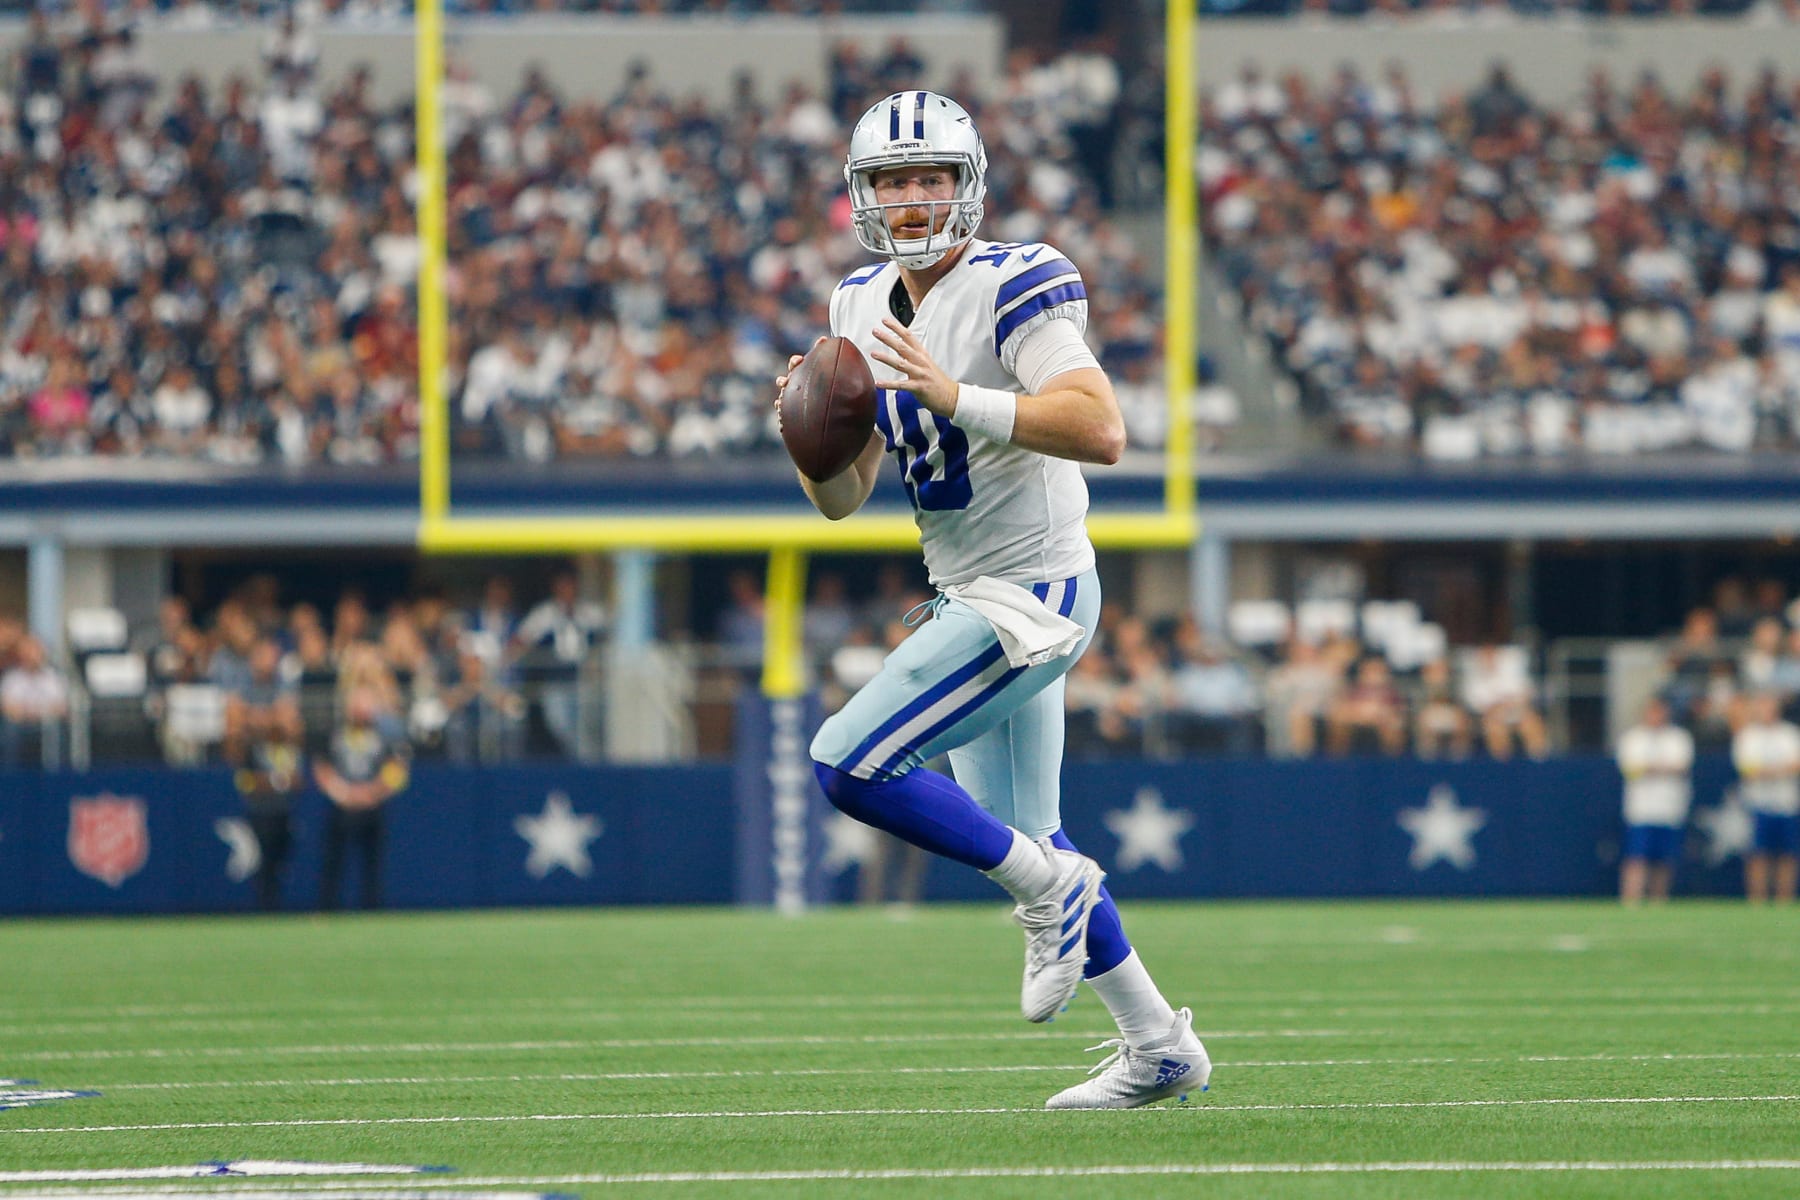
top-left (875, 389), bottom-right (972, 512)
top-left (968, 242), bottom-right (1026, 268)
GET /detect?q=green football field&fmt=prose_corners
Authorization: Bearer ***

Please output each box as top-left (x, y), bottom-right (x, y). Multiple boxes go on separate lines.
top-left (3, 901), bottom-right (1799, 1199)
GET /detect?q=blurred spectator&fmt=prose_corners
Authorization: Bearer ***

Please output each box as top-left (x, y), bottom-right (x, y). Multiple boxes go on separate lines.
top-left (720, 568), bottom-right (767, 678)
top-left (1111, 617), bottom-right (1169, 754)
top-left (442, 644), bottom-right (526, 764)
top-left (1460, 644), bottom-right (1549, 760)
top-left (1413, 656), bottom-right (1474, 760)
top-left (1263, 637), bottom-right (1344, 757)
top-left (1739, 617), bottom-right (1787, 698)
top-left (208, 601), bottom-right (260, 696)
top-left (231, 644), bottom-right (306, 912)
top-left (804, 573), bottom-right (858, 659)
top-left (0, 636), bottom-right (67, 766)
top-left (1617, 696), bottom-right (1692, 906)
top-left (138, 596), bottom-right (201, 692)
top-left (513, 569), bottom-right (605, 759)
top-left (1733, 692), bottom-right (1800, 904)
top-left (1662, 608), bottom-right (1730, 736)
top-left (331, 590), bottom-right (376, 663)
top-left (314, 684), bottom-right (409, 911)
top-left (223, 635), bottom-right (302, 767)
top-left (1064, 646), bottom-right (1137, 757)
top-left (1164, 618), bottom-right (1260, 755)
top-left (1325, 657), bottom-right (1407, 756)
top-left (464, 575), bottom-right (519, 678)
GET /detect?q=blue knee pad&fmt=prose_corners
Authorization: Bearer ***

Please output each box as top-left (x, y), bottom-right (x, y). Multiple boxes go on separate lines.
top-left (1049, 828), bottom-right (1131, 977)
top-left (814, 762), bottom-right (1014, 871)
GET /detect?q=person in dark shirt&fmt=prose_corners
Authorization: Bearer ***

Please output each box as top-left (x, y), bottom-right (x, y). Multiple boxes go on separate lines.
top-left (235, 724), bottom-right (304, 912)
top-left (315, 685), bottom-right (409, 911)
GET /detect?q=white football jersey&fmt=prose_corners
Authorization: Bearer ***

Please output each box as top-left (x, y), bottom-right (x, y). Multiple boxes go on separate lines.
top-left (1734, 720), bottom-right (1800, 815)
top-left (1617, 723), bottom-right (1693, 826)
top-left (829, 238), bottom-right (1097, 589)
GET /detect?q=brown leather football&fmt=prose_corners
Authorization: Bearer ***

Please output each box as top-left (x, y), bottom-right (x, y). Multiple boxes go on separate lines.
top-left (780, 336), bottom-right (877, 483)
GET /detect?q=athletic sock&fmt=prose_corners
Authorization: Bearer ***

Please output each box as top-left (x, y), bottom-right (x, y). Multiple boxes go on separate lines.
top-left (1047, 828), bottom-right (1130, 976)
top-left (982, 829), bottom-right (1059, 902)
top-left (1087, 950), bottom-right (1183, 1050)
top-left (813, 762), bottom-right (1015, 871)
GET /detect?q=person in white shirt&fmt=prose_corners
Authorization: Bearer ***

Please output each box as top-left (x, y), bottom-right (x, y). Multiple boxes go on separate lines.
top-left (0, 635), bottom-right (68, 765)
top-left (1732, 692), bottom-right (1800, 904)
top-left (511, 570), bottom-right (605, 761)
top-left (1616, 697), bottom-right (1693, 905)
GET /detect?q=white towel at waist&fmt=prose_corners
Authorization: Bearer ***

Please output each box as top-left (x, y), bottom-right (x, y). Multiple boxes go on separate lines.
top-left (941, 575), bottom-right (1085, 669)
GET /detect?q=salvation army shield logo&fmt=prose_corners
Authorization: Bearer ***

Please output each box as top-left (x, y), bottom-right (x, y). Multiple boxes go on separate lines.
top-left (68, 794), bottom-right (149, 888)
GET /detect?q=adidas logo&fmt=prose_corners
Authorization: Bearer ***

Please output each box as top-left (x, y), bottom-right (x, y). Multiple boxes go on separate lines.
top-left (1154, 1058), bottom-right (1192, 1088)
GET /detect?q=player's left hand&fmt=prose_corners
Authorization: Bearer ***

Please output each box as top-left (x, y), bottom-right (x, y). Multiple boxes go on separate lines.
top-left (870, 318), bottom-right (959, 418)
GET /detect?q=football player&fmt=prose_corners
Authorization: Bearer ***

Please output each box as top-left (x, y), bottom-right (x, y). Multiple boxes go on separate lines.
top-left (776, 91), bottom-right (1209, 1108)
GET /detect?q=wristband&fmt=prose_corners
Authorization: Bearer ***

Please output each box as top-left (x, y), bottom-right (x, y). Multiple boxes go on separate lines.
top-left (954, 383), bottom-right (1017, 444)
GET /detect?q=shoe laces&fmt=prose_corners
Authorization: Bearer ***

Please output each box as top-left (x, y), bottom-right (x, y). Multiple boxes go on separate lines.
top-left (1079, 1036), bottom-right (1136, 1077)
top-left (1012, 892), bottom-right (1070, 968)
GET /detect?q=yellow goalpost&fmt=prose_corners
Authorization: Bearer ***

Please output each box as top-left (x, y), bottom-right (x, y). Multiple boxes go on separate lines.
top-left (412, 0), bottom-right (1199, 698)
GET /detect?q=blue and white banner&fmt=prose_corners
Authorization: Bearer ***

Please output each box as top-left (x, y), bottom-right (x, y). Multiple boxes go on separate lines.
top-left (0, 754), bottom-right (1754, 913)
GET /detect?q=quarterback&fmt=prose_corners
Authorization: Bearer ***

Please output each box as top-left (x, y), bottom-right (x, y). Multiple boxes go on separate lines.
top-left (777, 91), bottom-right (1210, 1108)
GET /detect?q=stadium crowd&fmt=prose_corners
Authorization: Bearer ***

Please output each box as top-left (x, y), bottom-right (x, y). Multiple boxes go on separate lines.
top-left (17, 569), bottom-right (603, 769)
top-left (28, 563), bottom-right (1800, 768)
top-left (0, 14), bottom-right (1167, 464)
top-left (1205, 60), bottom-right (1800, 457)
top-left (16, 5), bottom-right (1800, 465)
top-left (1650, 576), bottom-right (1800, 747)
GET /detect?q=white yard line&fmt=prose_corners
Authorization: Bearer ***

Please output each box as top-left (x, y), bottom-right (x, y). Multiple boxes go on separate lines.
top-left (4, 984), bottom-right (1798, 1024)
top-left (12, 1000), bottom-right (1798, 1041)
top-left (3, 985), bottom-right (1800, 1021)
top-left (5, 1161), bottom-right (1800, 1192)
top-left (65, 1050), bottom-right (1800, 1094)
top-left (5, 1029), bottom-right (1343, 1063)
top-left (6, 1094), bottom-right (1799, 1136)
top-left (0, 1166), bottom-right (444, 1184)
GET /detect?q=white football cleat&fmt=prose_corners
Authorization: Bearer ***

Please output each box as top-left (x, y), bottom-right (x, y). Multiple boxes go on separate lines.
top-left (1044, 1007), bottom-right (1211, 1109)
top-left (1013, 844), bottom-right (1105, 1023)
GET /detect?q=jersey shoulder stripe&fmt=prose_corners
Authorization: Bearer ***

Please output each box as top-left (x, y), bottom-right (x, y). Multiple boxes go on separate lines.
top-left (987, 245), bottom-right (1087, 362)
top-left (995, 281), bottom-right (1087, 353)
top-left (995, 256), bottom-right (1078, 310)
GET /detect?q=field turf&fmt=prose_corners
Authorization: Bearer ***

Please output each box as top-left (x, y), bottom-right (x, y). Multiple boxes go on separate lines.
top-left (3, 901), bottom-right (1799, 1199)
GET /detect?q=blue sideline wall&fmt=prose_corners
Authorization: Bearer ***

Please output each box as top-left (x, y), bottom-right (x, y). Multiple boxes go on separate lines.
top-left (0, 757), bottom-right (1753, 914)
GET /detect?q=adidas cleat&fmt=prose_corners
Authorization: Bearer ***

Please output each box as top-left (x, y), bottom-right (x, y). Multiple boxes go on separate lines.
top-left (1013, 844), bottom-right (1105, 1023)
top-left (1044, 1007), bottom-right (1211, 1109)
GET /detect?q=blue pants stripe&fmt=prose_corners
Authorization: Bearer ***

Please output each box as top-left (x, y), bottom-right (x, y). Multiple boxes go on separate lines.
top-left (836, 642), bottom-right (1005, 774)
top-left (873, 658), bottom-right (1029, 777)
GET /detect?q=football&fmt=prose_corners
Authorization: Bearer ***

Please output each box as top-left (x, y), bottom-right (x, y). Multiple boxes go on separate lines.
top-left (780, 336), bottom-right (877, 483)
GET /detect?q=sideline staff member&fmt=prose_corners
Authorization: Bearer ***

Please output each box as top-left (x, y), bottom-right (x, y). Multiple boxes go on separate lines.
top-left (315, 685), bottom-right (410, 910)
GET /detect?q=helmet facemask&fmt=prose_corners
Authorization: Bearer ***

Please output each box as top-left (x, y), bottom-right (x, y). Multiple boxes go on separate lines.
top-left (847, 157), bottom-right (985, 270)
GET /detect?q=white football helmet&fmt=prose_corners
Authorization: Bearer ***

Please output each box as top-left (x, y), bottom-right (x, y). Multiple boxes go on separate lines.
top-left (845, 91), bottom-right (987, 270)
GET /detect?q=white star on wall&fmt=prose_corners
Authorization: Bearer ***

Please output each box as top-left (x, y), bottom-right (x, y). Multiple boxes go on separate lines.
top-left (1693, 787), bottom-right (1754, 867)
top-left (1103, 786), bottom-right (1196, 873)
top-left (514, 791), bottom-right (604, 880)
top-left (820, 811), bottom-right (878, 876)
top-left (1398, 783), bottom-right (1487, 871)
top-left (213, 817), bottom-right (261, 883)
